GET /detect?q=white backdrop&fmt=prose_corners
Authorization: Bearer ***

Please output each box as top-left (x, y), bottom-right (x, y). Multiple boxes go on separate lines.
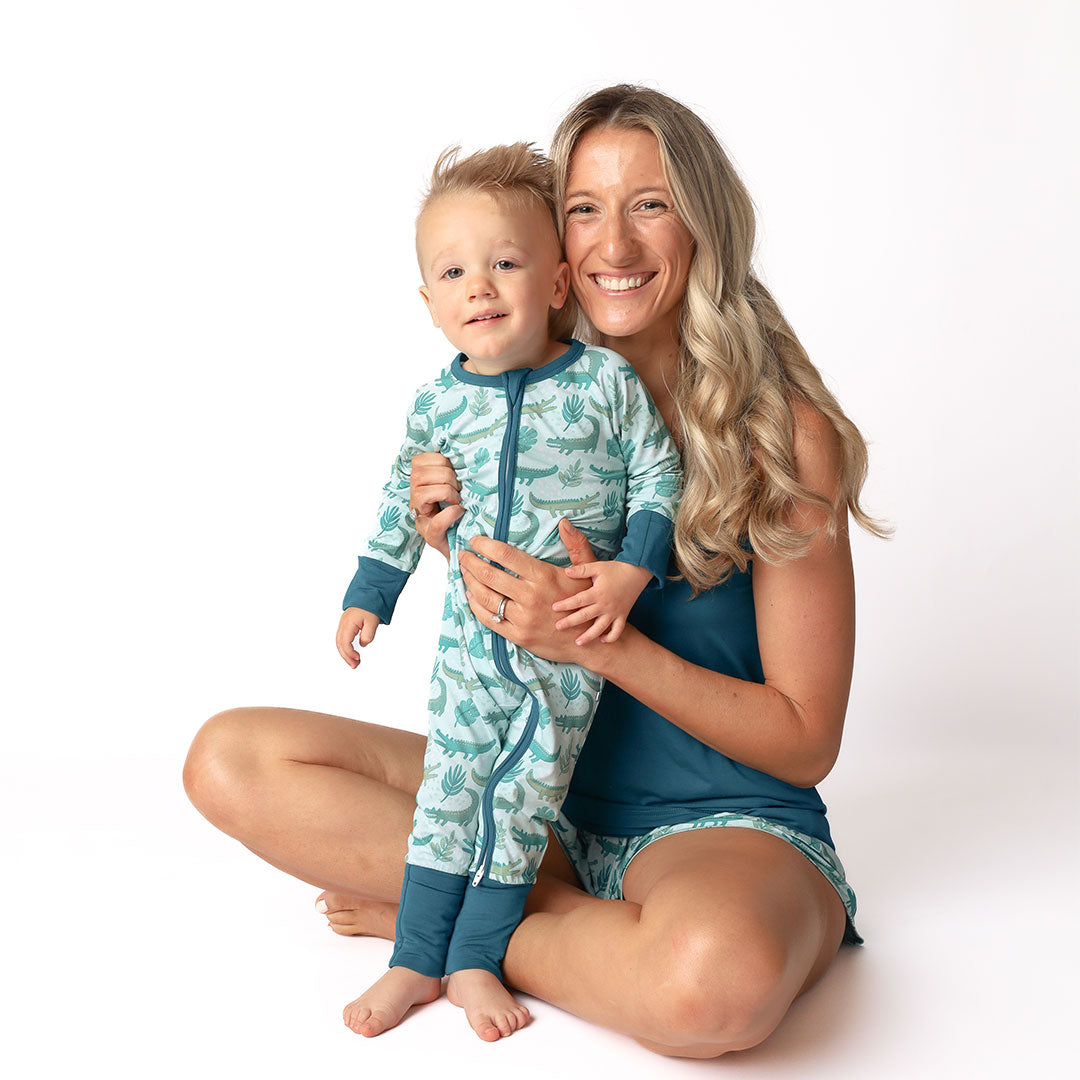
top-left (3, 1), bottom-right (1076, 1076)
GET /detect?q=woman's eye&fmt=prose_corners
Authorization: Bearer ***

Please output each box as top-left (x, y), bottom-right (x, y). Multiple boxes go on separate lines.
top-left (495, 259), bottom-right (516, 271)
top-left (443, 267), bottom-right (463, 280)
top-left (566, 204), bottom-right (595, 216)
top-left (639, 200), bottom-right (667, 211)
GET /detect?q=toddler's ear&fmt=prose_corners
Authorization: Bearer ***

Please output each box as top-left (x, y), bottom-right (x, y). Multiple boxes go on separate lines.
top-left (550, 262), bottom-right (570, 310)
top-left (418, 285), bottom-right (440, 327)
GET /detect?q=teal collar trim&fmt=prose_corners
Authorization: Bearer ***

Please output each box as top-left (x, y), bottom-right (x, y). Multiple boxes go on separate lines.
top-left (450, 339), bottom-right (585, 387)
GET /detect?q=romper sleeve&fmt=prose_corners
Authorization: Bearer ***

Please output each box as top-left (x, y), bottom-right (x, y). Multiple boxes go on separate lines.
top-left (342, 383), bottom-right (442, 624)
top-left (603, 354), bottom-right (683, 588)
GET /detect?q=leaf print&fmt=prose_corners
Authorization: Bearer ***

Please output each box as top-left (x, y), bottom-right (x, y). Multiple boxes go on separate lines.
top-left (558, 461), bottom-right (584, 487)
top-left (441, 764), bottom-right (467, 800)
top-left (605, 435), bottom-right (622, 459)
top-left (562, 395), bottom-right (585, 429)
top-left (414, 390), bottom-right (436, 415)
top-left (472, 446), bottom-right (490, 472)
top-left (470, 388), bottom-right (491, 417)
top-left (624, 395), bottom-right (641, 425)
top-left (603, 491), bottom-right (621, 518)
top-left (517, 426), bottom-right (538, 453)
top-left (430, 836), bottom-right (457, 862)
top-left (560, 669), bottom-right (581, 702)
top-left (378, 506), bottom-right (401, 532)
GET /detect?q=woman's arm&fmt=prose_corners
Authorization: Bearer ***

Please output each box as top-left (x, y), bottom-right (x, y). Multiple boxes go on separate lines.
top-left (461, 405), bottom-right (855, 789)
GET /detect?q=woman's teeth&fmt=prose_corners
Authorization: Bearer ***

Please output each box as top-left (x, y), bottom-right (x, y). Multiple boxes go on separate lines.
top-left (594, 274), bottom-right (651, 291)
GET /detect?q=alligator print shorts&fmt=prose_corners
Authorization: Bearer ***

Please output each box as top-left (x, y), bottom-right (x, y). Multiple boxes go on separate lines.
top-left (550, 810), bottom-right (864, 945)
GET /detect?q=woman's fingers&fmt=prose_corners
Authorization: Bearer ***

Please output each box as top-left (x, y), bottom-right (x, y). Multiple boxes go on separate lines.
top-left (558, 518), bottom-right (598, 566)
top-left (465, 588), bottom-right (523, 646)
top-left (467, 535), bottom-right (545, 580)
top-left (460, 564), bottom-right (512, 618)
top-left (411, 484), bottom-right (460, 515)
top-left (458, 549), bottom-right (528, 602)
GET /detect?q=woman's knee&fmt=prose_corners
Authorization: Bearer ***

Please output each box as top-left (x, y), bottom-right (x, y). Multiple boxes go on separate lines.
top-left (640, 919), bottom-right (796, 1054)
top-left (182, 708), bottom-right (268, 825)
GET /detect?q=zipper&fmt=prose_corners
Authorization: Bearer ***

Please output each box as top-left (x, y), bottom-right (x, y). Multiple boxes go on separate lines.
top-left (471, 367), bottom-right (542, 887)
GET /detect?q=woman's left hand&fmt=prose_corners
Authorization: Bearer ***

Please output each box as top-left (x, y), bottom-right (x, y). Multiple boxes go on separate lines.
top-left (458, 518), bottom-right (617, 670)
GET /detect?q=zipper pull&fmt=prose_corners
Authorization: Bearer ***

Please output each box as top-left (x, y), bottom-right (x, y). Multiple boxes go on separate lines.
top-left (472, 866), bottom-right (484, 887)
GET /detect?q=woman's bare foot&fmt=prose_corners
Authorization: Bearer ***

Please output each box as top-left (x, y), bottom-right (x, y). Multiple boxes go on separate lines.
top-left (316, 890), bottom-right (396, 939)
top-left (342, 967), bottom-right (442, 1037)
top-left (446, 968), bottom-right (531, 1041)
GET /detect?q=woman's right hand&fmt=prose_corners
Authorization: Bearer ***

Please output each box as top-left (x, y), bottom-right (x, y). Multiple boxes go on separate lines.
top-left (409, 452), bottom-right (465, 562)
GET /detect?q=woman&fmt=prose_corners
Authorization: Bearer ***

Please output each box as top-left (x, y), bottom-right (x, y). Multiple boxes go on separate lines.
top-left (183, 85), bottom-right (886, 1058)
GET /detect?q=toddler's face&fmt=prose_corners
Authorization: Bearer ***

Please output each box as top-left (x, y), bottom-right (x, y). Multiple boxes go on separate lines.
top-left (416, 192), bottom-right (569, 369)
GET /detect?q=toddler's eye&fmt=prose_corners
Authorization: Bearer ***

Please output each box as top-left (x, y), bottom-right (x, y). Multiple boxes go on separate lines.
top-left (495, 259), bottom-right (516, 271)
top-left (443, 267), bottom-right (463, 280)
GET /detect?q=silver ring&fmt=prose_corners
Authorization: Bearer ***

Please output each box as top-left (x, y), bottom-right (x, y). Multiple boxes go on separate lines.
top-left (492, 597), bottom-right (508, 623)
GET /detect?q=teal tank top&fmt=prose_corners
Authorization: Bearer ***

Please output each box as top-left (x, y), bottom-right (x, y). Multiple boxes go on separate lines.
top-left (562, 551), bottom-right (836, 848)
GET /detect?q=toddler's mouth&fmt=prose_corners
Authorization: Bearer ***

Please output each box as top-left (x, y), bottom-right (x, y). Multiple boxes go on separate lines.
top-left (467, 311), bottom-right (507, 324)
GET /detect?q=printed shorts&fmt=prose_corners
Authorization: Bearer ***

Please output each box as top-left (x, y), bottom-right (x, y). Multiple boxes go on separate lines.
top-left (550, 811), bottom-right (864, 946)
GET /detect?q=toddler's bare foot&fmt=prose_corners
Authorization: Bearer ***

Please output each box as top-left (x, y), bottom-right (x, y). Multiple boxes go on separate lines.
top-left (342, 966), bottom-right (441, 1037)
top-left (316, 890), bottom-right (396, 939)
top-left (446, 968), bottom-right (531, 1041)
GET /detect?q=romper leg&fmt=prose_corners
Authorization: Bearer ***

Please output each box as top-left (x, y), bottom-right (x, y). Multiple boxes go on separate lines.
top-left (390, 647), bottom-right (517, 977)
top-left (444, 656), bottom-right (600, 978)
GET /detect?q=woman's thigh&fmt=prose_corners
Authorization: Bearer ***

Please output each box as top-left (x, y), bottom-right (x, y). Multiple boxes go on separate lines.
top-left (622, 825), bottom-right (847, 1054)
top-left (185, 706), bottom-right (427, 806)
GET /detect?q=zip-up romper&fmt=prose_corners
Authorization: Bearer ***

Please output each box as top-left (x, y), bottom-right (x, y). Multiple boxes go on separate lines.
top-left (343, 340), bottom-right (681, 980)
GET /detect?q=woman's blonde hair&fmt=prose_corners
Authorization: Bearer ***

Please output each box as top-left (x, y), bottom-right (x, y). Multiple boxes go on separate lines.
top-left (551, 85), bottom-right (890, 591)
top-left (418, 142), bottom-right (578, 341)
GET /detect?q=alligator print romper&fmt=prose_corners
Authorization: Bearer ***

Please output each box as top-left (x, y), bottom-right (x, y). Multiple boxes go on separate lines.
top-left (343, 340), bottom-right (681, 980)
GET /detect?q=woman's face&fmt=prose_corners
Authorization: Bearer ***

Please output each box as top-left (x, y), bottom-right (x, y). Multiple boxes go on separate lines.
top-left (563, 127), bottom-right (695, 348)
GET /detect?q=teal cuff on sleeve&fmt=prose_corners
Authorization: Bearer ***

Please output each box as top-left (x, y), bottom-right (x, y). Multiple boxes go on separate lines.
top-left (614, 509), bottom-right (674, 589)
top-left (342, 556), bottom-right (410, 624)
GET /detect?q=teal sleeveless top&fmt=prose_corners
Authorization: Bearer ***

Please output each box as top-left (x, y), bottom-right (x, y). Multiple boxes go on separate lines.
top-left (562, 551), bottom-right (836, 848)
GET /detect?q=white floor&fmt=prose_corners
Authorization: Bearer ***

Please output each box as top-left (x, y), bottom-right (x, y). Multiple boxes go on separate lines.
top-left (5, 745), bottom-right (1076, 1079)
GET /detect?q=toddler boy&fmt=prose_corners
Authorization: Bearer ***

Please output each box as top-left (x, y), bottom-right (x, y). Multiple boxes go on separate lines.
top-left (337, 143), bottom-right (681, 1040)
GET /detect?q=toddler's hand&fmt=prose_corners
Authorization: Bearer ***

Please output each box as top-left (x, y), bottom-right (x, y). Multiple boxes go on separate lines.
top-left (551, 561), bottom-right (653, 645)
top-left (336, 607), bottom-right (381, 668)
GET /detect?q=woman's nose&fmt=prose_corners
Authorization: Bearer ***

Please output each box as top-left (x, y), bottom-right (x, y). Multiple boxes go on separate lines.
top-left (599, 215), bottom-right (639, 265)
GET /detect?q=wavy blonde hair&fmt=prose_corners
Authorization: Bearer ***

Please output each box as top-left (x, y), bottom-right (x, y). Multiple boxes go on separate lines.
top-left (551, 85), bottom-right (890, 591)
top-left (417, 142), bottom-right (578, 341)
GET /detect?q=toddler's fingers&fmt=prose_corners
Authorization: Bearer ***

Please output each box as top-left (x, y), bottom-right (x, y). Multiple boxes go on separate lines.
top-left (601, 618), bottom-right (626, 643)
top-left (336, 640), bottom-right (360, 668)
top-left (563, 561), bottom-right (602, 579)
top-left (554, 605), bottom-right (601, 631)
top-left (358, 622), bottom-right (377, 647)
top-left (551, 588), bottom-right (595, 613)
top-left (576, 614), bottom-right (613, 646)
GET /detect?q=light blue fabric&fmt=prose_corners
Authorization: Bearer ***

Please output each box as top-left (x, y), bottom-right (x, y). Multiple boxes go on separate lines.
top-left (348, 341), bottom-right (683, 979)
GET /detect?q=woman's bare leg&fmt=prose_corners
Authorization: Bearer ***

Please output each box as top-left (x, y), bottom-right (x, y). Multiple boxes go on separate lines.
top-left (500, 826), bottom-right (848, 1058)
top-left (183, 706), bottom-right (427, 900)
top-left (184, 710), bottom-right (846, 1056)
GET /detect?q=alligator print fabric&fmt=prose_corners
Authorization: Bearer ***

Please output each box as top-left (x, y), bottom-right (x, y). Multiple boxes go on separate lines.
top-left (344, 340), bottom-right (682, 978)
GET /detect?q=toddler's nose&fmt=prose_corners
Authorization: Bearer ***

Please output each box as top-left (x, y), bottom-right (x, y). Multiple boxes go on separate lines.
top-left (466, 273), bottom-right (497, 301)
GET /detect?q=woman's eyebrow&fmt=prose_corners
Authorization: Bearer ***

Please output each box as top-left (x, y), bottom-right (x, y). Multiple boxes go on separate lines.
top-left (565, 186), bottom-right (670, 201)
